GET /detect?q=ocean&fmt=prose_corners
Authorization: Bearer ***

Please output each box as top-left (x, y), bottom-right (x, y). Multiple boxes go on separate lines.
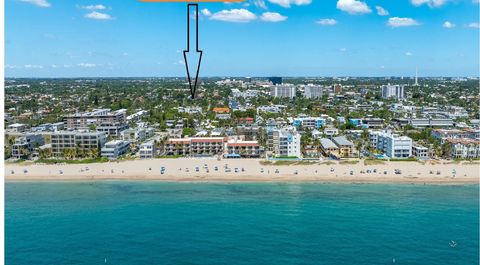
top-left (5, 182), bottom-right (479, 265)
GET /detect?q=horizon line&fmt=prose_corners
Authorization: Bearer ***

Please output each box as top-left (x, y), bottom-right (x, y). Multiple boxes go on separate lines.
top-left (5, 75), bottom-right (480, 79)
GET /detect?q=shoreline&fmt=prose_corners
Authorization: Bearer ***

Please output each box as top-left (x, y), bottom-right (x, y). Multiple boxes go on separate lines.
top-left (5, 178), bottom-right (479, 185)
top-left (5, 158), bottom-right (479, 184)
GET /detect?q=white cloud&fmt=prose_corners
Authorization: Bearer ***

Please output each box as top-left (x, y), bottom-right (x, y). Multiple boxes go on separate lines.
top-left (5, 64), bottom-right (21, 69)
top-left (405, 52), bottom-right (413, 56)
top-left (410, 0), bottom-right (448, 8)
top-left (210, 9), bottom-right (256, 23)
top-left (387, 17), bottom-right (420, 27)
top-left (474, 0), bottom-right (480, 4)
top-left (81, 4), bottom-right (106, 10)
top-left (63, 64), bottom-right (74, 68)
top-left (253, 0), bottom-right (267, 9)
top-left (51, 64), bottom-right (58, 68)
top-left (24, 64), bottom-right (44, 69)
top-left (375, 6), bottom-right (389, 16)
top-left (18, 0), bottom-right (50, 7)
top-left (77, 63), bottom-right (96, 68)
top-left (336, 0), bottom-right (371, 15)
top-left (316, 18), bottom-right (337, 26)
top-left (339, 48), bottom-right (347, 52)
top-left (201, 8), bottom-right (212, 16)
top-left (84, 11), bottom-right (113, 20)
top-left (267, 0), bottom-right (311, 8)
top-left (468, 22), bottom-right (480, 28)
top-left (260, 12), bottom-right (287, 22)
top-left (442, 21), bottom-right (455, 28)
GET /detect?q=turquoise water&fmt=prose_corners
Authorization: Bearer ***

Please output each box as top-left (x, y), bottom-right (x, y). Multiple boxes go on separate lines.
top-left (5, 182), bottom-right (479, 265)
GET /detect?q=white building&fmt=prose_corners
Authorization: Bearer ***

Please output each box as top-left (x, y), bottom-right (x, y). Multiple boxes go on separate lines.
top-left (369, 131), bottom-right (412, 158)
top-left (381, 84), bottom-right (404, 100)
top-left (63, 108), bottom-right (127, 130)
top-left (324, 127), bottom-right (339, 137)
top-left (446, 139), bottom-right (480, 159)
top-left (292, 116), bottom-right (326, 129)
top-left (11, 134), bottom-right (44, 159)
top-left (304, 84), bottom-right (323, 99)
top-left (101, 140), bottom-right (130, 159)
top-left (271, 84), bottom-right (296, 98)
top-left (51, 131), bottom-right (107, 157)
top-left (256, 105), bottom-right (287, 114)
top-left (7, 123), bottom-right (28, 133)
top-left (267, 126), bottom-right (301, 158)
top-left (126, 110), bottom-right (149, 121)
top-left (121, 128), bottom-right (146, 142)
top-left (97, 123), bottom-right (128, 138)
top-left (412, 145), bottom-right (429, 159)
top-left (139, 140), bottom-right (157, 159)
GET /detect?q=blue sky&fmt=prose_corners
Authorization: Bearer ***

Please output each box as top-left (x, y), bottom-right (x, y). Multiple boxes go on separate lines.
top-left (5, 0), bottom-right (480, 77)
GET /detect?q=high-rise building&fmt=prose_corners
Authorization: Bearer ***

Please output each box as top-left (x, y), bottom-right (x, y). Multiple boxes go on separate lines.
top-left (304, 84), bottom-right (323, 99)
top-left (267, 126), bottom-right (301, 158)
top-left (333, 84), bottom-right (342, 94)
top-left (268, 77), bottom-right (282, 85)
top-left (271, 84), bottom-right (296, 98)
top-left (414, 68), bottom-right (419, 86)
top-left (381, 84), bottom-right (405, 100)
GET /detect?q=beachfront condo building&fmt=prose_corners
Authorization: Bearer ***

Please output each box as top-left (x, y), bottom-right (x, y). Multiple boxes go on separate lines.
top-left (320, 138), bottom-right (339, 158)
top-left (271, 84), bottom-right (296, 98)
top-left (332, 136), bottom-right (355, 158)
top-left (445, 138), bottom-right (480, 159)
top-left (381, 84), bottom-right (404, 100)
top-left (412, 145), bottom-right (429, 159)
top-left (11, 133), bottom-right (44, 159)
top-left (267, 127), bottom-right (301, 158)
top-left (101, 140), bottom-right (131, 159)
top-left (304, 84), bottom-right (323, 99)
top-left (164, 137), bottom-right (225, 157)
top-left (369, 131), bottom-right (412, 158)
top-left (51, 131), bottom-right (107, 157)
top-left (139, 140), bottom-right (157, 159)
top-left (63, 109), bottom-right (127, 130)
top-left (225, 139), bottom-right (263, 158)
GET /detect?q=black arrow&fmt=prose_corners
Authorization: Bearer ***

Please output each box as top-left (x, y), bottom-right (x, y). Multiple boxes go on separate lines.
top-left (183, 3), bottom-right (203, 99)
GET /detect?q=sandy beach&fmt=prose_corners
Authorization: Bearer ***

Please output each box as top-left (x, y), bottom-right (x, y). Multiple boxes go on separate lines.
top-left (4, 158), bottom-right (479, 184)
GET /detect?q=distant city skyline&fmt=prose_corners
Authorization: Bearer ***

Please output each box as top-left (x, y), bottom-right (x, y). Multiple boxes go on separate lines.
top-left (5, 0), bottom-right (480, 77)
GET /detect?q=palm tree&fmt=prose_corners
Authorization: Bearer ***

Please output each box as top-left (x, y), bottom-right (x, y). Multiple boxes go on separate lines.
top-left (356, 141), bottom-right (363, 158)
top-left (91, 149), bottom-right (99, 158)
